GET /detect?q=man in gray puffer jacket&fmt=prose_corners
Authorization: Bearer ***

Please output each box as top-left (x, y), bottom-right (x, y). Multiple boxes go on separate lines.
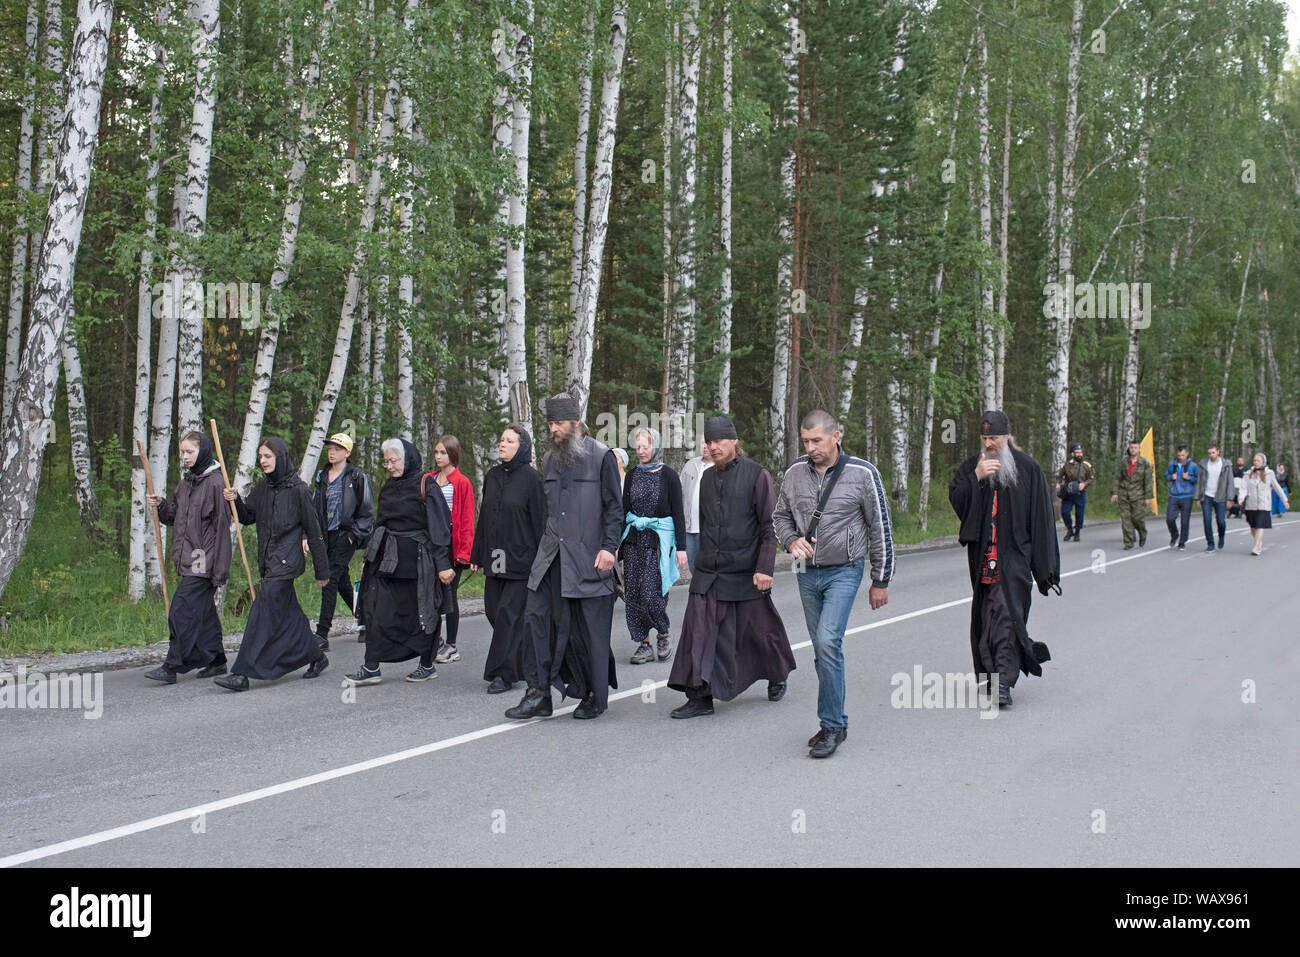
top-left (773, 410), bottom-right (894, 758)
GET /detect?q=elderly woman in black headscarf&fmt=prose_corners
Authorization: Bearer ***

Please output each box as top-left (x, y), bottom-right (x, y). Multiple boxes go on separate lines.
top-left (471, 423), bottom-right (545, 694)
top-left (216, 436), bottom-right (331, 691)
top-left (144, 430), bottom-right (233, 684)
top-left (347, 438), bottom-right (455, 686)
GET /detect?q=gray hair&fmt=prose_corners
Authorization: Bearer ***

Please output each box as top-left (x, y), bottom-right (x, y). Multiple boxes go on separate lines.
top-left (381, 438), bottom-right (405, 460)
top-left (800, 409), bottom-right (839, 434)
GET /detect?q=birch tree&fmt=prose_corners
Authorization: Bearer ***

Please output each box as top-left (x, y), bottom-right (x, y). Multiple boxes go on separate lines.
top-left (233, 0), bottom-right (336, 495)
top-left (565, 0), bottom-right (629, 412)
top-left (716, 1), bottom-right (733, 413)
top-left (767, 14), bottom-right (799, 467)
top-left (171, 0), bottom-right (221, 436)
top-left (505, 3), bottom-right (535, 426)
top-left (0, 0), bottom-right (114, 601)
top-left (3, 0), bottom-right (40, 421)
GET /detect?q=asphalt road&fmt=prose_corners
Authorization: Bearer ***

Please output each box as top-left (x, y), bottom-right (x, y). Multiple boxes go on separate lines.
top-left (2, 517), bottom-right (1297, 867)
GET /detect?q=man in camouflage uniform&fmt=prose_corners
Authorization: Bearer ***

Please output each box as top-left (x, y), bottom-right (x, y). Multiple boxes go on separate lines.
top-left (1055, 443), bottom-right (1094, 542)
top-left (1110, 439), bottom-right (1155, 550)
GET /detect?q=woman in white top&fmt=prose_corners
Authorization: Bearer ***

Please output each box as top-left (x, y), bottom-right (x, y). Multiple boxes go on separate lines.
top-left (1237, 453), bottom-right (1288, 555)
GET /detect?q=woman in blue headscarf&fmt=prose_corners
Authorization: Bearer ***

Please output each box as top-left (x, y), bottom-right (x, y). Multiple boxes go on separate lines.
top-left (471, 424), bottom-right (546, 693)
top-left (620, 426), bottom-right (687, 665)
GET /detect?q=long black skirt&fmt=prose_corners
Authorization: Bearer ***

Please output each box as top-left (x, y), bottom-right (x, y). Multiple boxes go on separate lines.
top-left (358, 572), bottom-right (435, 664)
top-left (164, 576), bottom-right (226, 673)
top-left (231, 578), bottom-right (322, 680)
top-left (482, 576), bottom-right (528, 684)
top-left (668, 591), bottom-right (795, 701)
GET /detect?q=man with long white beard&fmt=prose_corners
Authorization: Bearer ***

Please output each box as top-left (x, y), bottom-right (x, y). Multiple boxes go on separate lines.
top-left (949, 411), bottom-right (1060, 707)
top-left (506, 393), bottom-right (623, 720)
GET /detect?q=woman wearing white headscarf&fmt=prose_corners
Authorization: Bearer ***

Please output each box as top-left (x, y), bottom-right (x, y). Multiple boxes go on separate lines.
top-left (1238, 453), bottom-right (1288, 555)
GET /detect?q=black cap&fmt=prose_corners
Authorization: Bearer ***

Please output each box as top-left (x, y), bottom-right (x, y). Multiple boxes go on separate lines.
top-left (545, 393), bottom-right (581, 422)
top-left (704, 416), bottom-right (738, 442)
top-left (980, 411), bottom-right (1010, 436)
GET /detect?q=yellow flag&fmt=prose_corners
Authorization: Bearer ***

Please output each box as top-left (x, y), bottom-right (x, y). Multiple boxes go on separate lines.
top-left (1140, 427), bottom-right (1158, 514)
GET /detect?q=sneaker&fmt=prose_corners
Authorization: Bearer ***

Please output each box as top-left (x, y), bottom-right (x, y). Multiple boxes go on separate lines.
top-left (656, 634), bottom-right (672, 661)
top-left (1251, 545), bottom-right (1261, 556)
top-left (630, 640), bottom-right (655, 665)
top-left (809, 727), bottom-right (847, 758)
top-left (343, 665), bottom-right (382, 686)
top-left (434, 642), bottom-right (460, 663)
top-left (406, 663), bottom-right (438, 682)
top-left (1177, 543), bottom-right (1186, 550)
top-left (1170, 534), bottom-right (1178, 548)
top-left (1138, 532), bottom-right (1147, 547)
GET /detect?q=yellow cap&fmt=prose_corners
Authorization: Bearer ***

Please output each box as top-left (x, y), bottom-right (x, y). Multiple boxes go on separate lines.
top-left (326, 433), bottom-right (354, 454)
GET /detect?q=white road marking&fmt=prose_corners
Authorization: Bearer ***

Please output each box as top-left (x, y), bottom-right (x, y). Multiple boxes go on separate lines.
top-left (4, 518), bottom-right (1294, 868)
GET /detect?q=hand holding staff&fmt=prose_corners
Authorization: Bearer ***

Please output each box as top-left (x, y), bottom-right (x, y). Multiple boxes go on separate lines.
top-left (136, 438), bottom-right (170, 614)
top-left (210, 420), bottom-right (257, 602)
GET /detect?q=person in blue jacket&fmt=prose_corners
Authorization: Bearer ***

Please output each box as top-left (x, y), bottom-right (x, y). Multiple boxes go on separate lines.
top-left (1164, 444), bottom-right (1199, 550)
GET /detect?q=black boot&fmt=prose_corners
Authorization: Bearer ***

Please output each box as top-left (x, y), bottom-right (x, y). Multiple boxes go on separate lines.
top-left (505, 686), bottom-right (553, 719)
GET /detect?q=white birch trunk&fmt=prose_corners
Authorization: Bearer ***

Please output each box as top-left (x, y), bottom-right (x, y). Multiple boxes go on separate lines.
top-left (716, 2), bottom-right (733, 413)
top-left (299, 76), bottom-right (400, 482)
top-left (1210, 241), bottom-right (1254, 444)
top-left (4, 0), bottom-right (40, 421)
top-left (1119, 73), bottom-right (1149, 451)
top-left (887, 345), bottom-right (909, 514)
top-left (233, 0), bottom-right (335, 494)
top-left (505, 4), bottom-right (534, 426)
top-left (568, 5), bottom-right (595, 322)
top-left (666, 0), bottom-right (700, 458)
top-left (1046, 0), bottom-right (1083, 477)
top-left (129, 3), bottom-right (169, 600)
top-left (662, 19), bottom-right (675, 413)
top-left (918, 37), bottom-right (974, 530)
top-left (565, 1), bottom-right (628, 412)
top-left (0, 0), bottom-right (113, 600)
top-left (995, 28), bottom-right (1013, 408)
top-left (172, 0), bottom-right (220, 436)
top-left (975, 21), bottom-right (996, 412)
top-left (395, 0), bottom-right (419, 440)
top-left (489, 18), bottom-right (513, 419)
top-left (370, 195), bottom-right (393, 437)
top-left (768, 15), bottom-right (799, 467)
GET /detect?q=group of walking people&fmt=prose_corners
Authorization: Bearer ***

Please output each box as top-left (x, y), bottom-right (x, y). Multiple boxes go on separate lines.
top-left (1057, 439), bottom-right (1290, 555)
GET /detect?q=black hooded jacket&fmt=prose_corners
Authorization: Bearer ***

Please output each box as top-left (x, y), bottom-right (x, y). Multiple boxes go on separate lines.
top-left (470, 428), bottom-right (546, 579)
top-left (232, 436), bottom-right (329, 581)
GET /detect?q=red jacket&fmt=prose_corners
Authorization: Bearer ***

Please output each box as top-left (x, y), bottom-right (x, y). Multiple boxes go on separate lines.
top-left (425, 468), bottom-right (475, 565)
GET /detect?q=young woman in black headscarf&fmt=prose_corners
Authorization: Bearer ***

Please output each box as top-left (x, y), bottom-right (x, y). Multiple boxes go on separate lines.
top-left (144, 431), bottom-right (233, 683)
top-left (215, 436), bottom-right (331, 691)
top-left (346, 438), bottom-right (455, 686)
top-left (470, 424), bottom-right (545, 694)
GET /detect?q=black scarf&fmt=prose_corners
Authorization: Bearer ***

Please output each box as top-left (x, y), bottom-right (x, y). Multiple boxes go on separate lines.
top-left (185, 434), bottom-right (217, 482)
top-left (501, 427), bottom-right (533, 474)
top-left (261, 436), bottom-right (295, 487)
top-left (378, 440), bottom-right (426, 531)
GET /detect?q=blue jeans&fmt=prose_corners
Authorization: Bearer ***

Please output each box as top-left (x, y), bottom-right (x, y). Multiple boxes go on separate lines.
top-left (685, 532), bottom-right (700, 574)
top-left (1202, 497), bottom-right (1226, 545)
top-left (1166, 496), bottom-right (1194, 546)
top-left (795, 558), bottom-right (865, 732)
top-left (1060, 491), bottom-right (1086, 533)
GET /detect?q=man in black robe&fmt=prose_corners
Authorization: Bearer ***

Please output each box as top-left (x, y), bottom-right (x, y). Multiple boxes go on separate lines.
top-left (948, 411), bottom-right (1060, 707)
top-left (668, 416), bottom-right (795, 717)
top-left (506, 394), bottom-right (623, 720)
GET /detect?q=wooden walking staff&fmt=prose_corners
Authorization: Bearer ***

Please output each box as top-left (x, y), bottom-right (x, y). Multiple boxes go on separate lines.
top-left (210, 419), bottom-right (257, 602)
top-left (136, 438), bottom-right (171, 614)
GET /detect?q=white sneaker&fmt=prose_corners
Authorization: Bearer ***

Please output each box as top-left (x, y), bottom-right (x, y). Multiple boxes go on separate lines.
top-left (1251, 545), bottom-right (1261, 556)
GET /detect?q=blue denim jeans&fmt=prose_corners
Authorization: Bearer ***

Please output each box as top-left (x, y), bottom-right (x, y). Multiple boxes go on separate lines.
top-left (685, 532), bottom-right (700, 574)
top-left (1202, 497), bottom-right (1226, 545)
top-left (795, 558), bottom-right (865, 732)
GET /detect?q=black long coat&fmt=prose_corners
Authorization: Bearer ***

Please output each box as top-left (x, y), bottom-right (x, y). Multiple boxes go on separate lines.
top-left (949, 448), bottom-right (1061, 677)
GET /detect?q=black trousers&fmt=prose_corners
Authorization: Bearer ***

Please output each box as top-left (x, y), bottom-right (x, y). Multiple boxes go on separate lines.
top-left (316, 530), bottom-right (356, 637)
top-left (977, 582), bottom-right (1023, 690)
top-left (524, 559), bottom-right (616, 709)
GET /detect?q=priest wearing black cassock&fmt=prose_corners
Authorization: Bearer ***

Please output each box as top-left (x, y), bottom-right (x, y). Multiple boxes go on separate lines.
top-left (948, 411), bottom-right (1060, 707)
top-left (506, 393), bottom-right (622, 721)
top-left (667, 416), bottom-right (795, 717)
